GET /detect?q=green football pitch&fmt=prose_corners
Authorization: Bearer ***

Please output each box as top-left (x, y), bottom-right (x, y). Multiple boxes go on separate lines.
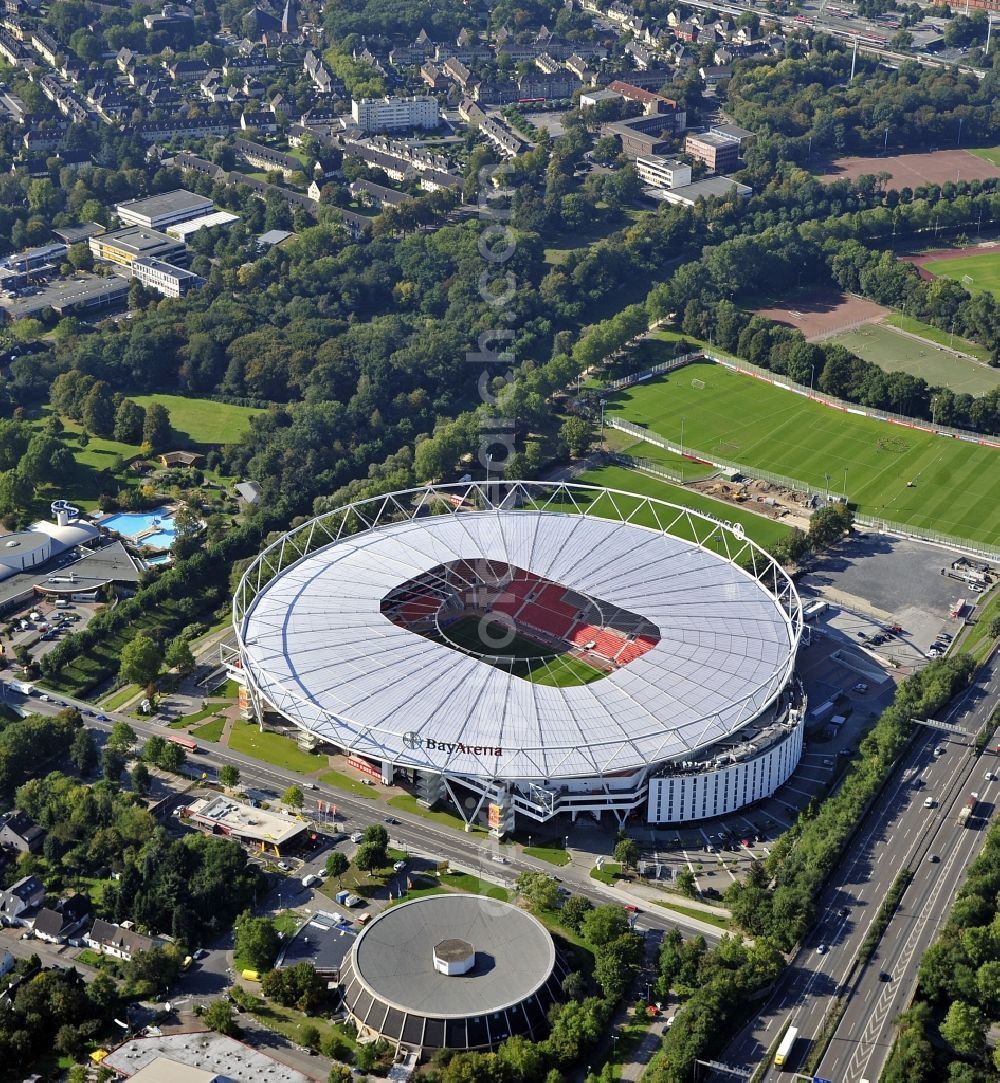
top-left (923, 250), bottom-right (1000, 297)
top-left (434, 616), bottom-right (604, 687)
top-left (604, 359), bottom-right (1000, 546)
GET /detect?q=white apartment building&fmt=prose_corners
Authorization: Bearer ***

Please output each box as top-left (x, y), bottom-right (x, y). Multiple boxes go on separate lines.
top-left (351, 95), bottom-right (439, 133)
top-left (635, 155), bottom-right (692, 190)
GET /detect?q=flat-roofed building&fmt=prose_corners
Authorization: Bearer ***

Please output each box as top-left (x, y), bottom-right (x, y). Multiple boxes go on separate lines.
top-left (89, 227), bottom-right (186, 271)
top-left (635, 155), bottom-right (691, 189)
top-left (165, 210), bottom-right (240, 241)
top-left (351, 95), bottom-right (439, 133)
top-left (184, 794), bottom-right (306, 855)
top-left (131, 257), bottom-right (202, 298)
top-left (102, 1033), bottom-right (312, 1083)
top-left (685, 130), bottom-right (740, 172)
top-left (116, 189), bottom-right (214, 230)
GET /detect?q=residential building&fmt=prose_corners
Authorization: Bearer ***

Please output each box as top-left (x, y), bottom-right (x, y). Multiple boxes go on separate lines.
top-left (166, 58), bottom-right (210, 83)
top-left (420, 169), bottom-right (461, 194)
top-left (85, 919), bottom-right (164, 962)
top-left (685, 130), bottom-right (740, 172)
top-left (234, 138), bottom-right (302, 178)
top-left (116, 189), bottom-right (214, 231)
top-left (240, 110), bottom-right (280, 133)
top-left (0, 875), bottom-right (45, 921)
top-left (420, 62), bottom-right (449, 90)
top-left (516, 71), bottom-right (579, 100)
top-left (128, 117), bottom-right (235, 141)
top-left (349, 179), bottom-right (415, 210)
top-left (606, 81), bottom-right (677, 117)
top-left (351, 96), bottom-right (439, 133)
top-left (0, 810), bottom-right (43, 853)
top-left (635, 154), bottom-right (692, 189)
top-left (474, 79), bottom-right (519, 105)
top-left (132, 257), bottom-right (202, 298)
top-left (88, 227), bottom-right (187, 271)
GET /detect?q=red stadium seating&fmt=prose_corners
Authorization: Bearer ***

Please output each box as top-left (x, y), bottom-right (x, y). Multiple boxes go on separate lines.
top-left (615, 634), bottom-right (658, 666)
top-left (489, 575), bottom-right (538, 617)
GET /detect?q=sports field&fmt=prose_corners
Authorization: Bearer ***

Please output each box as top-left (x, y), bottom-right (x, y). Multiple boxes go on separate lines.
top-left (604, 359), bottom-right (1000, 546)
top-left (923, 250), bottom-right (1000, 297)
top-left (436, 617), bottom-right (604, 687)
top-left (830, 323), bottom-right (1000, 396)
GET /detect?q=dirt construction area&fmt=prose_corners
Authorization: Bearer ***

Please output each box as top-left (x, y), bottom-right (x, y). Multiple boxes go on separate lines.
top-left (818, 148), bottom-right (1000, 189)
top-left (752, 287), bottom-right (889, 340)
top-left (690, 476), bottom-right (814, 532)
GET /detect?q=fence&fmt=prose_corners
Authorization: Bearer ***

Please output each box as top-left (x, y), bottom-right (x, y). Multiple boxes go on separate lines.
top-left (605, 417), bottom-right (842, 501)
top-left (610, 452), bottom-right (687, 484)
top-left (604, 352), bottom-right (699, 391)
top-left (703, 352), bottom-right (1000, 452)
top-left (606, 419), bottom-right (1000, 561)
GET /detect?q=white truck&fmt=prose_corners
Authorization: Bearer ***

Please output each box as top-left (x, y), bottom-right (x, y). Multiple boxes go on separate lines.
top-left (7, 680), bottom-right (34, 695)
top-left (301, 873), bottom-right (320, 888)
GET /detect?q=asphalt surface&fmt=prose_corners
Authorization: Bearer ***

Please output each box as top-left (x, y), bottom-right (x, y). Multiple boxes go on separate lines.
top-left (714, 651), bottom-right (999, 1082)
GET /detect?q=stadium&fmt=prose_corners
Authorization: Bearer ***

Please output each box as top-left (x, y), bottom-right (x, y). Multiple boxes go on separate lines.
top-left (233, 481), bottom-right (805, 830)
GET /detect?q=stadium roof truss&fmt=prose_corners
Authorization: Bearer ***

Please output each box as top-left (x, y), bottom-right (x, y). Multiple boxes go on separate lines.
top-left (234, 481), bottom-right (802, 783)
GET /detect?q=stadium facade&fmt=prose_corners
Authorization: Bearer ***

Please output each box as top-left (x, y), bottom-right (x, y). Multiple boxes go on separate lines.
top-left (233, 482), bottom-right (804, 832)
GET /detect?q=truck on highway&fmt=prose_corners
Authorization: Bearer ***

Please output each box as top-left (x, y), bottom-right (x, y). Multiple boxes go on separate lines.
top-left (774, 1025), bottom-right (798, 1069)
top-left (958, 793), bottom-right (979, 827)
top-left (7, 680), bottom-right (34, 695)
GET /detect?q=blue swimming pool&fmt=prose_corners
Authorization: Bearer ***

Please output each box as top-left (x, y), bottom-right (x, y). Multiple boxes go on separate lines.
top-left (102, 508), bottom-right (176, 548)
top-left (145, 553), bottom-right (172, 566)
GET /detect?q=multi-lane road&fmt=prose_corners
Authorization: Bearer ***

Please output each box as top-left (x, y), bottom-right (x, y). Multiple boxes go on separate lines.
top-left (716, 651), bottom-right (998, 1082)
top-left (9, 683), bottom-right (721, 946)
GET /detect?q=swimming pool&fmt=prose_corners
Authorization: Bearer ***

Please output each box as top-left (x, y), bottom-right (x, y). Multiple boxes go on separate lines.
top-left (102, 508), bottom-right (176, 549)
top-left (146, 553), bottom-right (172, 566)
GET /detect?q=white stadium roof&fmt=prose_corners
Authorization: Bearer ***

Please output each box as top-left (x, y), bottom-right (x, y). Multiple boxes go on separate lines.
top-left (236, 483), bottom-right (801, 782)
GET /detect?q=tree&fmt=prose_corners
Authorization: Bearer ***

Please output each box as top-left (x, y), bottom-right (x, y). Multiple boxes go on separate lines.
top-left (594, 931), bottom-right (643, 1000)
top-left (220, 764), bottom-right (240, 788)
top-left (282, 784), bottom-right (304, 809)
top-left (614, 839), bottom-right (640, 871)
top-left (324, 851), bottom-right (350, 882)
top-left (81, 382), bottom-right (115, 438)
top-left (363, 823), bottom-right (389, 850)
top-left (988, 616), bottom-right (1000, 640)
top-left (560, 415), bottom-right (593, 459)
top-left (354, 841), bottom-right (387, 872)
top-left (516, 870), bottom-right (560, 912)
top-left (69, 727), bottom-right (97, 775)
top-left (676, 867), bottom-right (697, 898)
top-left (939, 1000), bottom-right (986, 1058)
top-left (808, 503), bottom-right (853, 550)
top-left (142, 402), bottom-right (172, 448)
top-left (561, 894), bottom-right (593, 932)
top-left (101, 745), bottom-right (124, 784)
top-left (131, 761), bottom-right (151, 796)
top-left (113, 399), bottom-right (145, 445)
top-left (329, 1068), bottom-right (352, 1083)
top-left (159, 741), bottom-right (186, 772)
top-left (119, 634), bottom-right (163, 686)
top-left (300, 1023), bottom-right (321, 1051)
top-left (234, 911), bottom-right (280, 970)
top-left (109, 721), bottom-right (137, 753)
top-left (581, 905), bottom-right (630, 947)
top-left (204, 999), bottom-right (238, 1036)
top-left (165, 636), bottom-right (195, 675)
top-left (354, 1044), bottom-right (377, 1072)
top-left (142, 735), bottom-right (166, 764)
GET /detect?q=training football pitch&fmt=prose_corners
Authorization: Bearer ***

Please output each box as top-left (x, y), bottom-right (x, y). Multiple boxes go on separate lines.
top-left (434, 617), bottom-right (604, 687)
top-left (604, 360), bottom-right (1000, 546)
top-left (831, 322), bottom-right (1000, 397)
top-left (923, 250), bottom-right (1000, 297)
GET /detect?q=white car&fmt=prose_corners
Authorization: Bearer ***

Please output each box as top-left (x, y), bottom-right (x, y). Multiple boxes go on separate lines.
top-left (986, 772), bottom-right (996, 782)
top-left (393, 860), bottom-right (407, 872)
top-left (815, 944), bottom-right (828, 955)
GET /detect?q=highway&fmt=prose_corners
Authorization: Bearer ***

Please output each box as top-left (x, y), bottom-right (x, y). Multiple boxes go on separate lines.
top-left (714, 652), bottom-right (999, 1082)
top-left (7, 683), bottom-right (722, 946)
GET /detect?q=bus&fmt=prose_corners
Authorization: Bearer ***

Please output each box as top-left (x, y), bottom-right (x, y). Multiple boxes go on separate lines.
top-left (167, 734), bottom-right (198, 753)
top-left (774, 1025), bottom-right (798, 1069)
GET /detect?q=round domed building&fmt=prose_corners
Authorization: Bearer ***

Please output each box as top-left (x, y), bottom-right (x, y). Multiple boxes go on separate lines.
top-left (340, 894), bottom-right (565, 1054)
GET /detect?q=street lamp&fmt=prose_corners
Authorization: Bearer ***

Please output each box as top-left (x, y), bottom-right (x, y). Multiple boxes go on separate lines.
top-left (843, 466), bottom-right (848, 500)
top-left (564, 835), bottom-right (569, 849)
top-left (680, 415), bottom-right (686, 455)
top-left (599, 399), bottom-right (607, 442)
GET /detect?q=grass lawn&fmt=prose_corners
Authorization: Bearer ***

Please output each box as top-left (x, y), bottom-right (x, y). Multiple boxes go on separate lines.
top-left (957, 586), bottom-right (1000, 663)
top-left (832, 322), bottom-right (1000, 396)
top-left (190, 716), bottom-right (226, 742)
top-left (590, 862), bottom-right (623, 885)
top-left (604, 359), bottom-right (1000, 547)
top-left (318, 769), bottom-right (378, 799)
top-left (572, 464), bottom-right (793, 552)
top-left (76, 948), bottom-right (104, 967)
top-left (132, 394), bottom-right (262, 445)
top-left (172, 704), bottom-right (223, 727)
top-left (102, 684), bottom-right (139, 710)
top-left (227, 722), bottom-right (329, 774)
top-left (273, 909), bottom-right (304, 937)
top-left (885, 313), bottom-right (994, 367)
top-left (924, 250), bottom-right (1000, 297)
top-left (387, 873), bottom-right (511, 906)
top-left (245, 997), bottom-right (356, 1053)
top-left (654, 900), bottom-right (731, 929)
top-left (388, 793), bottom-right (488, 837)
top-left (970, 145), bottom-right (1000, 167)
top-left (523, 844), bottom-right (571, 866)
